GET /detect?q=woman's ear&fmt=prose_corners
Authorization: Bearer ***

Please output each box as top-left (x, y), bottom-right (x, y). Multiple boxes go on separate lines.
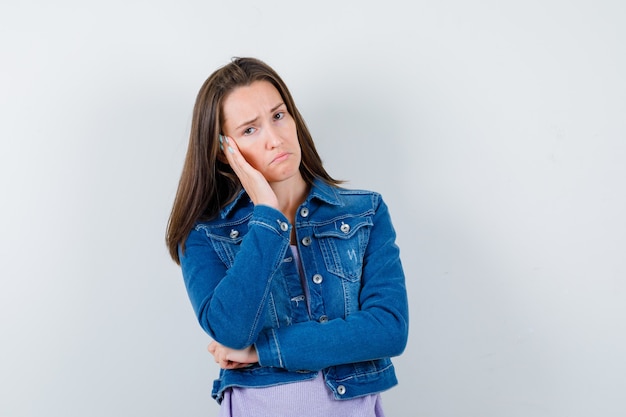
top-left (217, 150), bottom-right (229, 164)
top-left (217, 152), bottom-right (229, 165)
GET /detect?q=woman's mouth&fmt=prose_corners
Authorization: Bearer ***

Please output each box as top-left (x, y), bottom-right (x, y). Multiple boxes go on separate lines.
top-left (271, 152), bottom-right (290, 164)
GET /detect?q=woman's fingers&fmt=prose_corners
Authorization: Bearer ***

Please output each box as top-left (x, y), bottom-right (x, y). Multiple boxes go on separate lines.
top-left (220, 135), bottom-right (249, 171)
top-left (207, 340), bottom-right (258, 370)
top-left (220, 135), bottom-right (252, 179)
top-left (208, 340), bottom-right (240, 368)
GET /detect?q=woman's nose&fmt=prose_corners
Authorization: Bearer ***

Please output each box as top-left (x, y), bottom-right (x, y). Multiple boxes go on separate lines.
top-left (265, 127), bottom-right (282, 148)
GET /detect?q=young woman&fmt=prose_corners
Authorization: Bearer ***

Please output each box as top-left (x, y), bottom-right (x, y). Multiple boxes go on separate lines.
top-left (166, 57), bottom-right (408, 416)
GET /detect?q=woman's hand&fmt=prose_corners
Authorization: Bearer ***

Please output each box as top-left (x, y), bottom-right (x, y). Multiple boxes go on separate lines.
top-left (220, 135), bottom-right (278, 208)
top-left (208, 340), bottom-right (259, 370)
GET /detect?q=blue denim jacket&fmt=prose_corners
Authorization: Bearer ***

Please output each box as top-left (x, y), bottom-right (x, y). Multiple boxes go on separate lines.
top-left (179, 179), bottom-right (408, 403)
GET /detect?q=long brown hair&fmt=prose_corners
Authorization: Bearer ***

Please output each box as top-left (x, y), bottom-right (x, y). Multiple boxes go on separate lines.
top-left (166, 57), bottom-right (341, 264)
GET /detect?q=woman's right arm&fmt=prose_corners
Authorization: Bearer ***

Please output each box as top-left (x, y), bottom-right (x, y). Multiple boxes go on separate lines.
top-left (180, 205), bottom-right (292, 349)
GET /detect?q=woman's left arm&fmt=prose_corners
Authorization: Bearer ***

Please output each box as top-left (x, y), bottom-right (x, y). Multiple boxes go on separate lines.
top-left (254, 196), bottom-right (409, 371)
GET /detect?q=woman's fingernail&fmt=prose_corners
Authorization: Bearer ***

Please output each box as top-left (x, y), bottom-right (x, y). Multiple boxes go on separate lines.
top-left (220, 144), bottom-right (224, 151)
top-left (228, 146), bottom-right (234, 154)
top-left (219, 135), bottom-right (223, 143)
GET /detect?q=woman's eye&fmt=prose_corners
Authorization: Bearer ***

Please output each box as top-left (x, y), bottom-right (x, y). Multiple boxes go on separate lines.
top-left (243, 127), bottom-right (256, 135)
top-left (274, 112), bottom-right (285, 120)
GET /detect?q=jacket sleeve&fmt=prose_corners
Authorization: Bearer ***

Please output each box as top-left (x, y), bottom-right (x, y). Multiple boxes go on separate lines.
top-left (254, 195), bottom-right (409, 371)
top-left (179, 205), bottom-right (291, 349)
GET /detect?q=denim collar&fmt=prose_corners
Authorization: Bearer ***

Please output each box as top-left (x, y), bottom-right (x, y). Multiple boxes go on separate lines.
top-left (219, 178), bottom-right (342, 218)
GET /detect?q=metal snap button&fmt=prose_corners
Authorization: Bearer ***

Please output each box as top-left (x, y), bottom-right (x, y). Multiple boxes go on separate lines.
top-left (319, 315), bottom-right (328, 323)
top-left (280, 222), bottom-right (289, 232)
top-left (301, 236), bottom-right (312, 246)
top-left (312, 274), bottom-right (323, 284)
top-left (337, 385), bottom-right (346, 395)
top-left (229, 229), bottom-right (239, 239)
top-left (300, 207), bottom-right (309, 217)
top-left (340, 222), bottom-right (350, 233)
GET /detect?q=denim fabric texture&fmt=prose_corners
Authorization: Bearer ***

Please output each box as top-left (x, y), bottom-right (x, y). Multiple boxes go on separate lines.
top-left (179, 179), bottom-right (409, 403)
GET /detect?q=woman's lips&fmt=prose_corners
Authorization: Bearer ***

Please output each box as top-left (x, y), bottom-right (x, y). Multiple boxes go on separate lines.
top-left (271, 152), bottom-right (290, 164)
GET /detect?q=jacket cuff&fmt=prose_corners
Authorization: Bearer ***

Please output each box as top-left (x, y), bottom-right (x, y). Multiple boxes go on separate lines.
top-left (255, 328), bottom-right (284, 368)
top-left (250, 205), bottom-right (291, 238)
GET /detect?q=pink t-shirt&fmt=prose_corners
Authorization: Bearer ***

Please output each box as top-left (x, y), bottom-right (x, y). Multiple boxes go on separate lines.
top-left (219, 372), bottom-right (385, 417)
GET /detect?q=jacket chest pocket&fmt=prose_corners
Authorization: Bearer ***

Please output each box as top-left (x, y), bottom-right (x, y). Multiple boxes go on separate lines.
top-left (205, 227), bottom-right (246, 268)
top-left (313, 216), bottom-right (372, 281)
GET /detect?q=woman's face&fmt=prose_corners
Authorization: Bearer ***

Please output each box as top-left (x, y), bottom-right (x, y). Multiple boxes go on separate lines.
top-left (221, 80), bottom-right (302, 185)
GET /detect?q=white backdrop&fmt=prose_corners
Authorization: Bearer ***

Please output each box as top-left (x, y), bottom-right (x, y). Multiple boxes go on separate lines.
top-left (1, 1), bottom-right (625, 416)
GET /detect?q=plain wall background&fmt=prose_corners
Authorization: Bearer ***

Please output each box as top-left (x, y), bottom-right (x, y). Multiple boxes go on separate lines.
top-left (1, 1), bottom-right (625, 416)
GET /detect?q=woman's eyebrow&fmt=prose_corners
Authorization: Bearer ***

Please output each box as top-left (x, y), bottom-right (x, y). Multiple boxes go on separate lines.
top-left (234, 102), bottom-right (285, 130)
top-left (270, 102), bottom-right (285, 113)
